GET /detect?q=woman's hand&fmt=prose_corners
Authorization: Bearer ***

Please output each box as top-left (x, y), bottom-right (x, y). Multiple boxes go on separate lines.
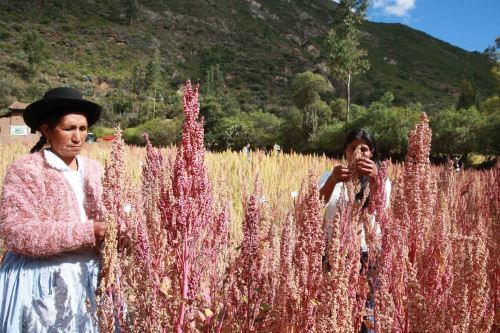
top-left (331, 165), bottom-right (352, 183)
top-left (93, 221), bottom-right (108, 242)
top-left (118, 234), bottom-right (132, 252)
top-left (93, 220), bottom-right (131, 252)
top-left (353, 157), bottom-right (378, 181)
top-left (320, 165), bottom-right (351, 204)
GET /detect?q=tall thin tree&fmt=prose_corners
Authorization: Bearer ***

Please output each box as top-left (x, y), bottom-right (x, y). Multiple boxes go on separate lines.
top-left (325, 0), bottom-right (370, 124)
top-left (124, 0), bottom-right (138, 25)
top-left (22, 31), bottom-right (47, 76)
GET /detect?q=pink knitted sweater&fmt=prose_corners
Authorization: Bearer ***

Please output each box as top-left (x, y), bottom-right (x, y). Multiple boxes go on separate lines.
top-left (0, 151), bottom-right (104, 257)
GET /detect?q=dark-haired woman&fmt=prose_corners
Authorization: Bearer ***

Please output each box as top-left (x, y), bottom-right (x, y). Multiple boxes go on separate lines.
top-left (318, 128), bottom-right (391, 333)
top-left (0, 87), bottom-right (106, 332)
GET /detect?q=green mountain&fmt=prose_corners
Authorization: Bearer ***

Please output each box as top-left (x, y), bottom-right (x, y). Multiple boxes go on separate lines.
top-left (0, 0), bottom-right (495, 116)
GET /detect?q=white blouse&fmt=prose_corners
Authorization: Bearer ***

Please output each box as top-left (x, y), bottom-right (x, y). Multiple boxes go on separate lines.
top-left (44, 149), bottom-right (87, 224)
top-left (319, 171), bottom-right (391, 252)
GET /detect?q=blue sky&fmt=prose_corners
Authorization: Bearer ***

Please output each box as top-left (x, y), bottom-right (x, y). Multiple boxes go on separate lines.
top-left (365, 0), bottom-right (499, 52)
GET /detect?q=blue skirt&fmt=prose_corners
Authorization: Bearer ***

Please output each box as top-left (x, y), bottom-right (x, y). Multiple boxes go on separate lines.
top-left (0, 250), bottom-right (99, 333)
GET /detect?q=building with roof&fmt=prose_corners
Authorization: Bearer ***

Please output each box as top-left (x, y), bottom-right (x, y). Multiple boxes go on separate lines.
top-left (0, 102), bottom-right (36, 138)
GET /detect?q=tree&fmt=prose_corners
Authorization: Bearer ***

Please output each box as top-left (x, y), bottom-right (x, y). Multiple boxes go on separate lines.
top-left (124, 0), bottom-right (139, 25)
top-left (430, 106), bottom-right (484, 157)
top-left (247, 111), bottom-right (283, 148)
top-left (491, 61), bottom-right (500, 94)
top-left (61, 0), bottom-right (67, 19)
top-left (325, 0), bottom-right (370, 124)
top-left (144, 38), bottom-right (162, 117)
top-left (206, 64), bottom-right (224, 97)
top-left (124, 118), bottom-right (182, 146)
top-left (210, 116), bottom-right (253, 150)
top-left (364, 104), bottom-right (420, 159)
top-left (200, 94), bottom-right (224, 144)
top-left (291, 71), bottom-right (332, 140)
top-left (484, 36), bottom-right (500, 62)
top-left (53, 0), bottom-right (68, 19)
top-left (476, 96), bottom-right (500, 155)
top-left (279, 107), bottom-right (303, 151)
top-left (456, 79), bottom-right (478, 110)
top-left (330, 98), bottom-right (347, 120)
top-left (476, 107), bottom-right (500, 155)
top-left (483, 45), bottom-right (496, 62)
top-left (144, 58), bottom-right (161, 92)
top-left (346, 96), bottom-right (421, 159)
top-left (130, 63), bottom-right (145, 94)
top-left (22, 31), bottom-right (47, 75)
top-left (310, 120), bottom-right (345, 155)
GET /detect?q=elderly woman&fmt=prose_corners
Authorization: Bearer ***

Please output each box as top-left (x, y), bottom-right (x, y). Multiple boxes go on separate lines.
top-left (0, 87), bottom-right (107, 332)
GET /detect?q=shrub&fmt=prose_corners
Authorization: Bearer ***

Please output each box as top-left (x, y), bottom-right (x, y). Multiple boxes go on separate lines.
top-left (123, 118), bottom-right (182, 147)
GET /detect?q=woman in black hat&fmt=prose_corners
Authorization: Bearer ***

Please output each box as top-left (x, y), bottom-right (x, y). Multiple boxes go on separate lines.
top-left (0, 87), bottom-right (107, 332)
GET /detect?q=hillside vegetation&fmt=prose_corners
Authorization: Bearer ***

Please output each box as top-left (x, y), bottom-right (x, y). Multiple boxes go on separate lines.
top-left (0, 0), bottom-right (497, 159)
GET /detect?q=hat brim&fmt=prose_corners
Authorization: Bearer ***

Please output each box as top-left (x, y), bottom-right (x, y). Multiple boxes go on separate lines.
top-left (24, 98), bottom-right (102, 130)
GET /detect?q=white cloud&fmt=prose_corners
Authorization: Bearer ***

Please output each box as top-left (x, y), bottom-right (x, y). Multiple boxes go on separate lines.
top-left (372, 0), bottom-right (415, 17)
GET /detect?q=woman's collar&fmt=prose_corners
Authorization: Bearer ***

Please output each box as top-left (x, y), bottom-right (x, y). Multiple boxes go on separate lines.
top-left (43, 149), bottom-right (82, 172)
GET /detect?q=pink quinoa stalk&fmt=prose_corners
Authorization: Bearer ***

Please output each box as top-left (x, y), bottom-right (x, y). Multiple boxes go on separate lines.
top-left (228, 177), bottom-right (266, 331)
top-left (98, 126), bottom-right (129, 332)
top-left (291, 171), bottom-right (324, 331)
top-left (141, 134), bottom-right (165, 274)
top-left (102, 126), bottom-right (125, 223)
top-left (404, 113), bottom-right (435, 265)
top-left (128, 133), bottom-right (179, 332)
top-left (150, 80), bottom-right (224, 331)
top-left (176, 81), bottom-right (210, 331)
top-left (275, 212), bottom-right (297, 327)
top-left (200, 197), bottom-right (231, 331)
top-left (373, 114), bottom-right (433, 332)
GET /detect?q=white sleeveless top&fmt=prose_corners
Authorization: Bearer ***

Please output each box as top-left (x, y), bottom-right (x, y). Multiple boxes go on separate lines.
top-left (319, 171), bottom-right (391, 252)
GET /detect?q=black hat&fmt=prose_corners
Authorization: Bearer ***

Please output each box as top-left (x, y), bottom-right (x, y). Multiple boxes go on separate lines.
top-left (23, 87), bottom-right (102, 130)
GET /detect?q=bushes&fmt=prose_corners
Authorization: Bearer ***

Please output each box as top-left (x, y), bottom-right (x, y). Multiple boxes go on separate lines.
top-left (0, 80), bottom-right (21, 107)
top-left (123, 117), bottom-right (182, 146)
top-left (91, 127), bottom-right (116, 138)
top-left (204, 109), bottom-right (283, 151)
top-left (429, 102), bottom-right (500, 157)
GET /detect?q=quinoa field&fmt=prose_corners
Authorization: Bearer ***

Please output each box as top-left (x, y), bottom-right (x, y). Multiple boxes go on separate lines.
top-left (0, 82), bottom-right (498, 332)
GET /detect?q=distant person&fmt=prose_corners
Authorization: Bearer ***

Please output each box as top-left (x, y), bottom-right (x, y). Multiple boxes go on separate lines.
top-left (0, 87), bottom-right (106, 332)
top-left (274, 143), bottom-right (281, 158)
top-left (453, 156), bottom-right (461, 172)
top-left (242, 143), bottom-right (251, 161)
top-left (318, 128), bottom-right (391, 333)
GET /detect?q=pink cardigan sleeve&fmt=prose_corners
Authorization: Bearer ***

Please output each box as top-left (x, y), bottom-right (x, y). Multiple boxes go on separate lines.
top-left (0, 160), bottom-right (96, 257)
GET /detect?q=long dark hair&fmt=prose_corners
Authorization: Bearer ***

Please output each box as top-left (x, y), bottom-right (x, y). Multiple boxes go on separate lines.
top-left (29, 110), bottom-right (87, 153)
top-left (344, 128), bottom-right (379, 208)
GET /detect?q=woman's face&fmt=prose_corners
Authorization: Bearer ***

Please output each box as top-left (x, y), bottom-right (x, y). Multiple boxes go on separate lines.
top-left (41, 112), bottom-right (88, 162)
top-left (345, 139), bottom-right (372, 163)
